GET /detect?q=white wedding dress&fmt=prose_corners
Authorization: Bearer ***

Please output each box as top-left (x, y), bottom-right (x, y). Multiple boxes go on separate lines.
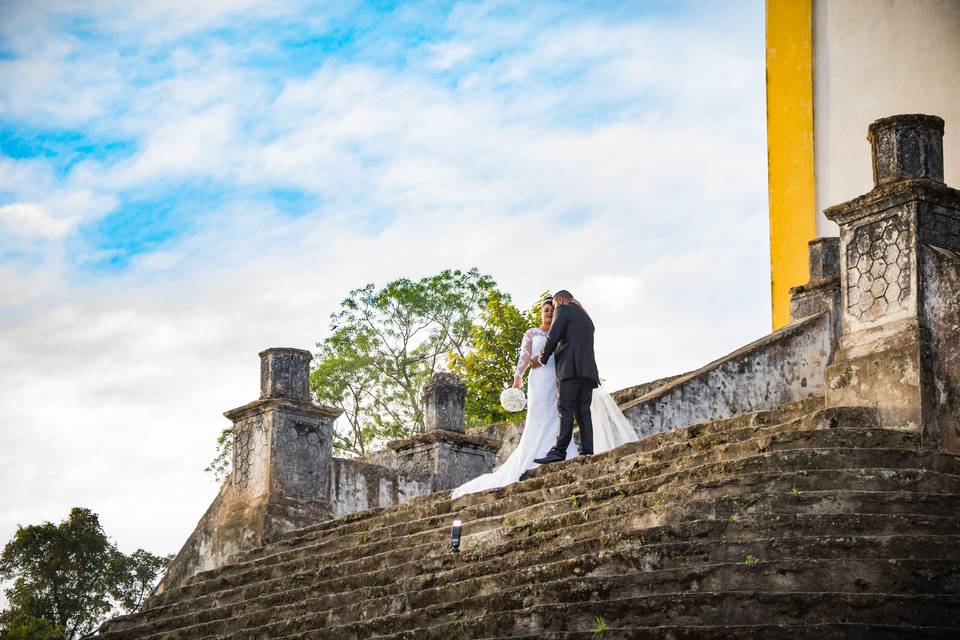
top-left (451, 327), bottom-right (638, 499)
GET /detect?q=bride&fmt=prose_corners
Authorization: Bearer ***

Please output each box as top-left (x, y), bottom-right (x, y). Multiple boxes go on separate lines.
top-left (451, 296), bottom-right (637, 499)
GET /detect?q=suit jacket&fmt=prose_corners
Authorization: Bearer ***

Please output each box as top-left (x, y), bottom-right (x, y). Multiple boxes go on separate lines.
top-left (538, 302), bottom-right (600, 385)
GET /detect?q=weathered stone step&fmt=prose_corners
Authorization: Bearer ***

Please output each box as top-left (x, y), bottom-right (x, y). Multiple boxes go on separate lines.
top-left (468, 448), bottom-right (960, 536)
top-left (133, 461), bottom-right (960, 630)
top-left (517, 429), bottom-right (929, 496)
top-left (615, 407), bottom-right (886, 467)
top-left (247, 539), bottom-right (960, 635)
top-left (99, 399), bottom-right (960, 639)
top-left (103, 510), bottom-right (960, 637)
top-left (624, 396), bottom-right (828, 455)
top-left (210, 548), bottom-right (960, 640)
top-left (219, 464), bottom-right (960, 587)
top-left (246, 400), bottom-right (830, 551)
top-left (225, 409), bottom-right (893, 570)
top-left (380, 623), bottom-right (959, 640)
top-left (129, 457), bottom-right (960, 630)
top-left (513, 405), bottom-right (876, 487)
top-left (271, 590), bottom-right (960, 640)
top-left (248, 438), bottom-right (956, 576)
top-left (117, 529), bottom-right (960, 640)
top-left (454, 438), bottom-right (943, 533)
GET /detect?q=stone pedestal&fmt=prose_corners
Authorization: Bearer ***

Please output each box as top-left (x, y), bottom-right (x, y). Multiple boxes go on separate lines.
top-left (389, 372), bottom-right (498, 491)
top-left (423, 372), bottom-right (466, 433)
top-left (158, 348), bottom-right (342, 592)
top-left (825, 114), bottom-right (960, 451)
top-left (789, 237), bottom-right (842, 334)
top-left (221, 348), bottom-right (341, 547)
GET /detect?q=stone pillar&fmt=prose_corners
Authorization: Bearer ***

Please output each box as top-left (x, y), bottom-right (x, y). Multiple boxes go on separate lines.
top-left (389, 372), bottom-right (498, 491)
top-left (223, 348), bottom-right (342, 546)
top-left (260, 347), bottom-right (311, 399)
top-left (423, 372), bottom-right (466, 433)
top-left (157, 348), bottom-right (343, 592)
top-left (825, 114), bottom-right (960, 451)
top-left (789, 237), bottom-right (842, 330)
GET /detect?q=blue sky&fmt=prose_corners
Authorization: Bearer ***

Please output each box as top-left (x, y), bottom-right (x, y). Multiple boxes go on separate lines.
top-left (0, 0), bottom-right (767, 562)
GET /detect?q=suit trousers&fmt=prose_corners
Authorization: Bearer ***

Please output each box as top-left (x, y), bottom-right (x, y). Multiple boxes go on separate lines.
top-left (554, 376), bottom-right (595, 455)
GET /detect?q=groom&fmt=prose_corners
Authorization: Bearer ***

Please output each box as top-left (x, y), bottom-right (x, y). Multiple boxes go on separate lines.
top-left (533, 290), bottom-right (600, 464)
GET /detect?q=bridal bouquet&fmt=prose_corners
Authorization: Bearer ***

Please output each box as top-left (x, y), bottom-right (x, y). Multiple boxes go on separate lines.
top-left (499, 387), bottom-right (526, 412)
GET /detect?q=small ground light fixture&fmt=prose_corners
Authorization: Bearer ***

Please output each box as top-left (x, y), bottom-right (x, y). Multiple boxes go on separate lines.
top-left (451, 519), bottom-right (462, 553)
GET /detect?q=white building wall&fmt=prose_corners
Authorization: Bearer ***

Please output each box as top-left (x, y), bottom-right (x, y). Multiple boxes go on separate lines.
top-left (813, 0), bottom-right (960, 236)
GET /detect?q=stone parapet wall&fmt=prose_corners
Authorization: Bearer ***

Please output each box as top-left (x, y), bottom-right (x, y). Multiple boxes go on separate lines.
top-left (328, 458), bottom-right (432, 518)
top-left (621, 312), bottom-right (835, 438)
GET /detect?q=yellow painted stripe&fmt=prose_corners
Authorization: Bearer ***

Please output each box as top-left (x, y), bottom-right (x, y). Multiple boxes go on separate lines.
top-left (766, 0), bottom-right (817, 329)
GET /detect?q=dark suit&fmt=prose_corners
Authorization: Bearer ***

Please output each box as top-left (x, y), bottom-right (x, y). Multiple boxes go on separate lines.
top-left (538, 302), bottom-right (599, 455)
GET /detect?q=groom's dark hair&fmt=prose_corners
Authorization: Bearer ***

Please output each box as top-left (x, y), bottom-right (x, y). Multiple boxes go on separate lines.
top-left (553, 290), bottom-right (573, 303)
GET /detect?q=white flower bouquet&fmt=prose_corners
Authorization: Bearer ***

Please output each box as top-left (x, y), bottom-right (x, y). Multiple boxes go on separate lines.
top-left (499, 387), bottom-right (527, 412)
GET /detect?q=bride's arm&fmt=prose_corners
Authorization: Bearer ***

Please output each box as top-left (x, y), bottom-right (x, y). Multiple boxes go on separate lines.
top-left (513, 329), bottom-right (535, 388)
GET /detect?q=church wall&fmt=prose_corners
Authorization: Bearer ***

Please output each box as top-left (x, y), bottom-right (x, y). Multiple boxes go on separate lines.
top-left (812, 0), bottom-right (960, 237)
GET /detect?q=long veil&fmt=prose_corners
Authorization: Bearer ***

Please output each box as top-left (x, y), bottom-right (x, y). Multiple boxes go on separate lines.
top-left (590, 384), bottom-right (639, 452)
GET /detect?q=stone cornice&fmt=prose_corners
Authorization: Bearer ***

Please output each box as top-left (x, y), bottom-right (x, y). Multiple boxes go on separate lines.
top-left (387, 429), bottom-right (499, 452)
top-left (824, 180), bottom-right (960, 226)
top-left (224, 397), bottom-right (342, 422)
top-left (789, 276), bottom-right (840, 296)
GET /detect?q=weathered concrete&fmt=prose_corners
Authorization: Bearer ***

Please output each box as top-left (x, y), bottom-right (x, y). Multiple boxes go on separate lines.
top-left (868, 114), bottom-right (945, 186)
top-left (259, 347), bottom-right (312, 400)
top-left (789, 237), bottom-right (841, 336)
top-left (389, 429), bottom-right (499, 491)
top-left (920, 226), bottom-right (960, 452)
top-left (825, 114), bottom-right (960, 451)
top-left (621, 312), bottom-right (833, 438)
top-left (328, 458), bottom-right (432, 518)
top-left (423, 372), bottom-right (466, 433)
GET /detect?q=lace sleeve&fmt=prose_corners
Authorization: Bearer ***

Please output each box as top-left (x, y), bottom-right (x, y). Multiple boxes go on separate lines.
top-left (515, 329), bottom-right (534, 377)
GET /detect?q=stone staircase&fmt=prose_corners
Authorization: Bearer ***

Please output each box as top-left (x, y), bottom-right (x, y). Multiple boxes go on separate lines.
top-left (98, 396), bottom-right (960, 639)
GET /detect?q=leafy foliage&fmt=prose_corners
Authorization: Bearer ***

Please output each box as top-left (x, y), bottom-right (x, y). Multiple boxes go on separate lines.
top-left (592, 613), bottom-right (609, 636)
top-left (449, 290), bottom-right (541, 426)
top-left (312, 268), bottom-right (500, 456)
top-left (205, 426), bottom-right (234, 482)
top-left (0, 508), bottom-right (171, 640)
top-left (0, 610), bottom-right (62, 640)
top-left (114, 549), bottom-right (174, 614)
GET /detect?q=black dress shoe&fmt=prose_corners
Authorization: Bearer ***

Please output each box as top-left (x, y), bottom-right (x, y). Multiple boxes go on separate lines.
top-left (579, 451), bottom-right (594, 457)
top-left (533, 449), bottom-right (566, 465)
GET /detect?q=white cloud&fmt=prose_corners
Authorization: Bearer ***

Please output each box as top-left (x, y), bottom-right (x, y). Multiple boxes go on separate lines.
top-left (0, 203), bottom-right (72, 238)
top-left (425, 41), bottom-right (476, 70)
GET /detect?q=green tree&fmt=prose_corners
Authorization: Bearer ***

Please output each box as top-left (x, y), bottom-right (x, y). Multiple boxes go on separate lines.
top-left (311, 268), bottom-right (499, 455)
top-left (310, 325), bottom-right (380, 457)
top-left (114, 549), bottom-right (174, 614)
top-left (0, 610), bottom-right (62, 640)
top-left (449, 290), bottom-right (541, 426)
top-left (0, 508), bottom-right (170, 640)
